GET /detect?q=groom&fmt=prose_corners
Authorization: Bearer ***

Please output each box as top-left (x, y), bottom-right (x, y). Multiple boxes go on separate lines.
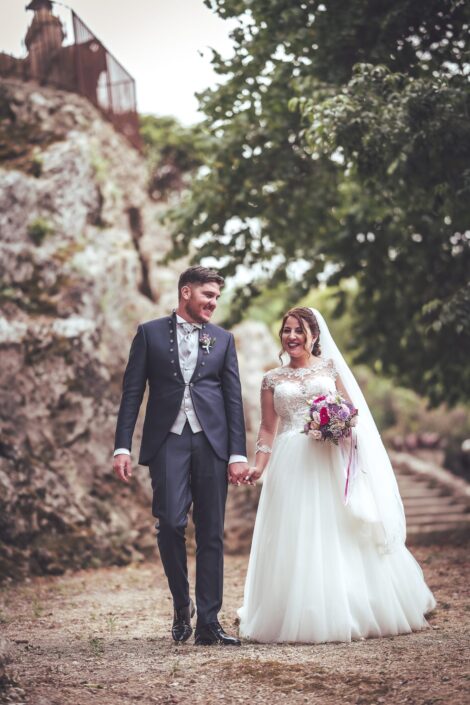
top-left (113, 266), bottom-right (248, 645)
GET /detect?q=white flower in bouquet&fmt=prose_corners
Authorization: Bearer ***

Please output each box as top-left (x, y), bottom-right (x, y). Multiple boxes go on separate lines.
top-left (308, 429), bottom-right (323, 440)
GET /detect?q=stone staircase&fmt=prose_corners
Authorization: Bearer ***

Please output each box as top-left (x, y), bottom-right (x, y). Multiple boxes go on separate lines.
top-left (391, 452), bottom-right (470, 542)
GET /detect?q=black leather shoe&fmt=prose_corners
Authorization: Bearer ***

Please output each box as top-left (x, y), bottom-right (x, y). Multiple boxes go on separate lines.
top-left (172, 598), bottom-right (195, 643)
top-left (194, 621), bottom-right (241, 646)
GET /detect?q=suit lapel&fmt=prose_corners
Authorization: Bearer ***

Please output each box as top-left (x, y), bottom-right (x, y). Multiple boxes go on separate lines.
top-left (189, 325), bottom-right (204, 382)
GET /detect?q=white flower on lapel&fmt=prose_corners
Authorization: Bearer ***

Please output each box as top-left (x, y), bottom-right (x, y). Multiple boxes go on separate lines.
top-left (199, 333), bottom-right (216, 354)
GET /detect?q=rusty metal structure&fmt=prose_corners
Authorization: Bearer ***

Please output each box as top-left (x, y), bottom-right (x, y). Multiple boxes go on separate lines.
top-left (0, 0), bottom-right (141, 150)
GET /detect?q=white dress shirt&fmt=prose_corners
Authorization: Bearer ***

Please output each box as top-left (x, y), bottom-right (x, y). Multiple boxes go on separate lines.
top-left (114, 313), bottom-right (246, 464)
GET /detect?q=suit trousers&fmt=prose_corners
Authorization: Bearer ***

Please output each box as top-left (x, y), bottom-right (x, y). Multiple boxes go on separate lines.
top-left (148, 422), bottom-right (228, 626)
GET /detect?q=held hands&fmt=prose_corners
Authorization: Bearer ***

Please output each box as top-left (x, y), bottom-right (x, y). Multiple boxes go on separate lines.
top-left (228, 461), bottom-right (249, 486)
top-left (228, 461), bottom-right (263, 486)
top-left (113, 454), bottom-right (133, 484)
top-left (245, 466), bottom-right (264, 484)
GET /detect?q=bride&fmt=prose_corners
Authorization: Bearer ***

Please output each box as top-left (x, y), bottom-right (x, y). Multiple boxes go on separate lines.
top-left (238, 307), bottom-right (436, 643)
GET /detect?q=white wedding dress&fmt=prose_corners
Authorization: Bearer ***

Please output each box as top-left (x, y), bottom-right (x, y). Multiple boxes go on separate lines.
top-left (238, 361), bottom-right (436, 643)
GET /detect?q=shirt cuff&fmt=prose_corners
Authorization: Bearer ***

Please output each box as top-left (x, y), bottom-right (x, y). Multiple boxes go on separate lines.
top-left (228, 454), bottom-right (247, 465)
top-left (114, 448), bottom-right (131, 457)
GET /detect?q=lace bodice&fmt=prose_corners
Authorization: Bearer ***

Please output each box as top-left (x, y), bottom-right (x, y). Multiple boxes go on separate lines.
top-left (262, 360), bottom-right (338, 436)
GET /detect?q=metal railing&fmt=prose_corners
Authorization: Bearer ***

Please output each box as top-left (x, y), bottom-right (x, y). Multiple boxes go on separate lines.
top-left (0, 4), bottom-right (141, 150)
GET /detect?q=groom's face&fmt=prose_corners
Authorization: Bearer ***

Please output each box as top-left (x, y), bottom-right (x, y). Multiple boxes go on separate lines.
top-left (182, 282), bottom-right (221, 323)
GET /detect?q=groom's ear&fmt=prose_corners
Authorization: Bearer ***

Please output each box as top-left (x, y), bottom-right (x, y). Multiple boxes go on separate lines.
top-left (180, 285), bottom-right (192, 300)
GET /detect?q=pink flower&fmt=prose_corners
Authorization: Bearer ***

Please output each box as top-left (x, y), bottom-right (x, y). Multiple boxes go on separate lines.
top-left (314, 395), bottom-right (327, 403)
top-left (320, 407), bottom-right (330, 426)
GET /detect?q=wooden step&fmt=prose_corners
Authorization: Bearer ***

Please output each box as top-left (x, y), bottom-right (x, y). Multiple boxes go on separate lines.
top-left (395, 472), bottom-right (432, 482)
top-left (406, 512), bottom-right (470, 526)
top-left (398, 485), bottom-right (449, 497)
top-left (397, 484), bottom-right (435, 493)
top-left (403, 502), bottom-right (469, 515)
top-left (408, 518), bottom-right (470, 534)
top-left (403, 496), bottom-right (467, 506)
top-left (404, 505), bottom-right (468, 518)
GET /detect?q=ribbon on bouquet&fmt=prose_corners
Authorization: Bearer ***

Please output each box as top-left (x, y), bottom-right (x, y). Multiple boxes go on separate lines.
top-left (343, 428), bottom-right (358, 505)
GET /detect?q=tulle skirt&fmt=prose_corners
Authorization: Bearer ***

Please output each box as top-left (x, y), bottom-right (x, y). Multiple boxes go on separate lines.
top-left (238, 431), bottom-right (436, 643)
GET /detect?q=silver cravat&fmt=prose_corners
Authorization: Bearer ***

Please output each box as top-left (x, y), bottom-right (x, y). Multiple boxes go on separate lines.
top-left (178, 322), bottom-right (197, 360)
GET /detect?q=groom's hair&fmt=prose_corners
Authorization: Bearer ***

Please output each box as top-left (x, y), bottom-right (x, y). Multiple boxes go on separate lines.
top-left (178, 265), bottom-right (225, 299)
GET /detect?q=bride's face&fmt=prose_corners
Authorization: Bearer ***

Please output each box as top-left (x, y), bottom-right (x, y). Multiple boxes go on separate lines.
top-left (282, 315), bottom-right (314, 360)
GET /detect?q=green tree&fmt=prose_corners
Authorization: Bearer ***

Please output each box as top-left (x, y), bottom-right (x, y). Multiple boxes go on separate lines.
top-left (169, 0), bottom-right (470, 405)
top-left (139, 114), bottom-right (212, 200)
top-left (300, 64), bottom-right (470, 405)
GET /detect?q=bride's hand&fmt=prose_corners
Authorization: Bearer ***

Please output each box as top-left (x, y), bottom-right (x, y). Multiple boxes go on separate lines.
top-left (245, 466), bottom-right (263, 484)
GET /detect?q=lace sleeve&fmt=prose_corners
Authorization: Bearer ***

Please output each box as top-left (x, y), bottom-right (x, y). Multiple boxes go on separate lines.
top-left (261, 371), bottom-right (276, 390)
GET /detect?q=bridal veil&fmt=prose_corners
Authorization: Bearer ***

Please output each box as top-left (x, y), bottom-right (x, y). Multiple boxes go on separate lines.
top-left (310, 308), bottom-right (406, 553)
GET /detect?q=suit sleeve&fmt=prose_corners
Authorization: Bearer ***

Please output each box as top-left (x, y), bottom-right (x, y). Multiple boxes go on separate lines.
top-left (221, 333), bottom-right (247, 457)
top-left (114, 325), bottom-right (148, 453)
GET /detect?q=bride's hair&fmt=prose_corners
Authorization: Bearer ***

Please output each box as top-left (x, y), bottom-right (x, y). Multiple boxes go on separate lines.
top-left (279, 307), bottom-right (321, 361)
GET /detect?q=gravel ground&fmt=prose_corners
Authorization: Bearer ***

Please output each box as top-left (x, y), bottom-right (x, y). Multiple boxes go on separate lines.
top-left (0, 542), bottom-right (468, 705)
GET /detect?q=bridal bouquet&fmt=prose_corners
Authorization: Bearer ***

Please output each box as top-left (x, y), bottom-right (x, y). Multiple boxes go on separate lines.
top-left (303, 393), bottom-right (358, 445)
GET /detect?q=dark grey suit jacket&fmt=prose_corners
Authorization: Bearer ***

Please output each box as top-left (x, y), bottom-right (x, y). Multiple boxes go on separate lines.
top-left (114, 313), bottom-right (246, 465)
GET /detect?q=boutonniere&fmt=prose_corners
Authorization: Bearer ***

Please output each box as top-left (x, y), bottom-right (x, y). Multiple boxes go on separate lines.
top-left (200, 333), bottom-right (216, 354)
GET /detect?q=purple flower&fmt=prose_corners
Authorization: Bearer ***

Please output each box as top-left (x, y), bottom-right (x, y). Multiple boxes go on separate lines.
top-left (303, 393), bottom-right (359, 444)
top-left (199, 334), bottom-right (216, 354)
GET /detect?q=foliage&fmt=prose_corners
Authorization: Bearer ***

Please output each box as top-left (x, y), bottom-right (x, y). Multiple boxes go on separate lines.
top-left (139, 114), bottom-right (213, 201)
top-left (27, 217), bottom-right (54, 245)
top-left (300, 64), bottom-right (470, 406)
top-left (168, 0), bottom-right (470, 406)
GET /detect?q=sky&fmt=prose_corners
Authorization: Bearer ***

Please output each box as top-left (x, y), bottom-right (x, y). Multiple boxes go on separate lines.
top-left (0, 0), bottom-right (236, 124)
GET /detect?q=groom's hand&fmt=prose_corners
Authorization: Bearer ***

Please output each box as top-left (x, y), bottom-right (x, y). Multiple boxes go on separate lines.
top-left (113, 454), bottom-right (133, 484)
top-left (228, 461), bottom-right (249, 486)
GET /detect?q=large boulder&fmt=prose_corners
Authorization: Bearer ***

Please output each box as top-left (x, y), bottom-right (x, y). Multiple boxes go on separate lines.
top-left (0, 78), bottom-right (181, 581)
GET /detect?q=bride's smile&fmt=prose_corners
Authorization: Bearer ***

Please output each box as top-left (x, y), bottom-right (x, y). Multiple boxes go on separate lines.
top-left (281, 314), bottom-right (316, 366)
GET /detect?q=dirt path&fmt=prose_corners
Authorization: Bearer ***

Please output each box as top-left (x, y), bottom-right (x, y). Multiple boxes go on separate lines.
top-left (1, 543), bottom-right (468, 705)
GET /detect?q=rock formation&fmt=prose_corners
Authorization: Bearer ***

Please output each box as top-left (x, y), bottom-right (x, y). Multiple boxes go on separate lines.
top-left (0, 78), bottom-right (181, 581)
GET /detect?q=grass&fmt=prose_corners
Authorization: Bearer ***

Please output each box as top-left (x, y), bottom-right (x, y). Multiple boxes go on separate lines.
top-left (88, 635), bottom-right (105, 657)
top-left (106, 615), bottom-right (118, 632)
top-left (31, 598), bottom-right (43, 619)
